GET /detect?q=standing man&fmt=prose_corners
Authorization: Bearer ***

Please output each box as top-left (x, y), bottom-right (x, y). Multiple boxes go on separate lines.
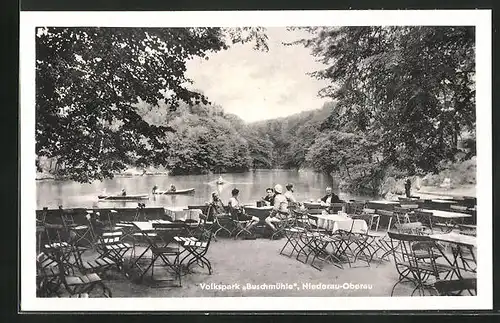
top-left (405, 179), bottom-right (412, 198)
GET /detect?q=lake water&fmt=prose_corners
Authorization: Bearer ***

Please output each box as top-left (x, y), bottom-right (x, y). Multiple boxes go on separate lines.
top-left (36, 169), bottom-right (373, 210)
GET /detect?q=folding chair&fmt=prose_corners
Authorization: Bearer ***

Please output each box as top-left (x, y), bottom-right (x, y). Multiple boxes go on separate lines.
top-left (411, 210), bottom-right (433, 233)
top-left (42, 224), bottom-right (78, 270)
top-left (290, 206), bottom-right (309, 229)
top-left (140, 222), bottom-right (184, 286)
top-left (59, 207), bottom-right (93, 247)
top-left (388, 232), bottom-right (454, 296)
top-left (88, 218), bottom-right (132, 270)
top-left (349, 208), bottom-right (391, 262)
top-left (270, 213), bottom-right (294, 240)
top-left (36, 252), bottom-right (62, 297)
top-left (71, 242), bottom-right (118, 277)
top-left (295, 229), bottom-right (318, 265)
top-left (101, 209), bottom-right (124, 232)
top-left (177, 230), bottom-right (214, 275)
top-left (57, 256), bottom-right (112, 297)
top-left (36, 207), bottom-right (51, 255)
top-left (117, 204), bottom-right (144, 226)
top-left (331, 220), bottom-right (373, 268)
top-left (305, 213), bottom-right (327, 233)
top-left (229, 208), bottom-right (254, 239)
top-left (360, 208), bottom-right (380, 231)
top-left (450, 242), bottom-right (477, 276)
top-left (348, 201), bottom-right (366, 216)
top-left (279, 226), bottom-right (307, 258)
top-left (198, 213), bottom-right (215, 236)
top-left (42, 227), bottom-right (113, 298)
top-left (179, 209), bottom-right (203, 237)
top-left (433, 278), bottom-right (477, 296)
top-left (206, 205), bottom-right (233, 240)
top-left (328, 202), bottom-right (345, 214)
top-left (347, 211), bottom-right (388, 263)
top-left (308, 231), bottom-right (345, 270)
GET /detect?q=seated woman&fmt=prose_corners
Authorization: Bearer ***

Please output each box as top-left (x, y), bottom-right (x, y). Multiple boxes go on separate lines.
top-left (228, 188), bottom-right (259, 231)
top-left (284, 183), bottom-right (297, 203)
top-left (265, 184), bottom-right (290, 233)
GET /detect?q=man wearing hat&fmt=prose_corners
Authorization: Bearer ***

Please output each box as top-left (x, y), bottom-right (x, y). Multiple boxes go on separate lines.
top-left (265, 184), bottom-right (289, 234)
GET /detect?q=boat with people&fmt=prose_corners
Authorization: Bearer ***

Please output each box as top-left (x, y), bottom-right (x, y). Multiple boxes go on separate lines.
top-left (152, 184), bottom-right (195, 195)
top-left (153, 188), bottom-right (195, 195)
top-left (216, 176), bottom-right (225, 185)
top-left (97, 194), bottom-right (149, 201)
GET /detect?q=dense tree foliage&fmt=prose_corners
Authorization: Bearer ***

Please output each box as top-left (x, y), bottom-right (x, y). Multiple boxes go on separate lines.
top-left (287, 26), bottom-right (476, 194)
top-left (36, 27), bottom-right (267, 182)
top-left (37, 26), bottom-right (475, 196)
top-left (155, 103), bottom-right (253, 175)
top-left (247, 103), bottom-right (333, 168)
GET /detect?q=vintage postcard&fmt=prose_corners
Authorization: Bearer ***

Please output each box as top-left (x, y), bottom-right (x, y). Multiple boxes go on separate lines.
top-left (20, 10), bottom-right (492, 311)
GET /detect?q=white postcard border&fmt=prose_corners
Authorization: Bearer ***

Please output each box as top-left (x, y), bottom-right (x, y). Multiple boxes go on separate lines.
top-left (20, 9), bottom-right (492, 311)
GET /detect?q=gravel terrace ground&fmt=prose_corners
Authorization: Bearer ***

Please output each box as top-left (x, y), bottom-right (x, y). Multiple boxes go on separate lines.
top-left (68, 237), bottom-right (419, 298)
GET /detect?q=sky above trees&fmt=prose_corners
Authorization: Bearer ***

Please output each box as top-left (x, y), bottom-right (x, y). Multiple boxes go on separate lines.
top-left (185, 27), bottom-right (329, 122)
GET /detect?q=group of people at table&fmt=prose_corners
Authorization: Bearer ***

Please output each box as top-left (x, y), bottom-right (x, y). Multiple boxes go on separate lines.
top-left (205, 184), bottom-right (343, 238)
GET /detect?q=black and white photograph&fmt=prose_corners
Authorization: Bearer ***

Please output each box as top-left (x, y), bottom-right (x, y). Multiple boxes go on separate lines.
top-left (20, 10), bottom-right (492, 311)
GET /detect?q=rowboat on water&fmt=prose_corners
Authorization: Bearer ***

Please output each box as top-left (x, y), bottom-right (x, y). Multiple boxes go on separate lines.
top-left (153, 188), bottom-right (195, 195)
top-left (98, 194), bottom-right (149, 201)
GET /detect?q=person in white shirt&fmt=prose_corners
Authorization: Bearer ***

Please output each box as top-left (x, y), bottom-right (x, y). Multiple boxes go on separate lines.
top-left (284, 183), bottom-right (297, 203)
top-left (265, 184), bottom-right (290, 233)
top-left (228, 188), bottom-right (259, 231)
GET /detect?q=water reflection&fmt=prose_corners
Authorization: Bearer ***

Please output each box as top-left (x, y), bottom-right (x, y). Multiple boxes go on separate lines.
top-left (36, 170), bottom-right (372, 209)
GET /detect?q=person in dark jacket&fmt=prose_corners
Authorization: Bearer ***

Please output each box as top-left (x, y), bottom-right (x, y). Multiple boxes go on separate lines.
top-left (207, 191), bottom-right (226, 221)
top-left (262, 187), bottom-right (275, 206)
top-left (319, 187), bottom-right (342, 204)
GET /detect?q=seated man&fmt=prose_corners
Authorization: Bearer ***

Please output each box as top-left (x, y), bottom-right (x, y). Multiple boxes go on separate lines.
top-left (319, 187), bottom-right (344, 213)
top-left (265, 184), bottom-right (290, 233)
top-left (228, 188), bottom-right (259, 231)
top-left (319, 187), bottom-right (342, 205)
top-left (169, 184), bottom-right (177, 192)
top-left (262, 187), bottom-right (275, 206)
top-left (121, 188), bottom-right (127, 196)
top-left (207, 191), bottom-right (226, 221)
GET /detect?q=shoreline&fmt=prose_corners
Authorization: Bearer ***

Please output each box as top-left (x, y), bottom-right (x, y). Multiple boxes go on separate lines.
top-left (413, 185), bottom-right (476, 199)
top-left (36, 173), bottom-right (477, 199)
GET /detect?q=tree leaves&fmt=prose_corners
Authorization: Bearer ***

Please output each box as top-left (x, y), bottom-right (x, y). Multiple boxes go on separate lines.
top-left (293, 26), bottom-right (475, 177)
top-left (36, 27), bottom-right (267, 182)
